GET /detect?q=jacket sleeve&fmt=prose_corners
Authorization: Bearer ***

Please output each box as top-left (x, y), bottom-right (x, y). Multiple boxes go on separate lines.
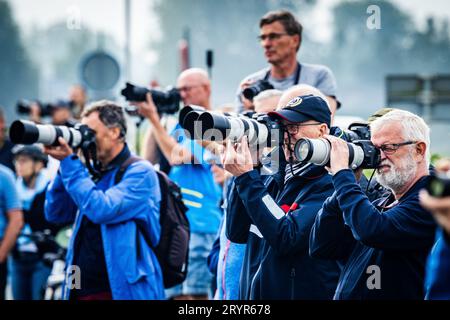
top-left (425, 230), bottom-right (450, 300)
top-left (57, 155), bottom-right (160, 225)
top-left (207, 228), bottom-right (222, 275)
top-left (333, 169), bottom-right (436, 251)
top-left (45, 170), bottom-right (78, 224)
top-left (225, 180), bottom-right (252, 243)
top-left (234, 169), bottom-right (333, 256)
top-left (309, 191), bottom-right (356, 260)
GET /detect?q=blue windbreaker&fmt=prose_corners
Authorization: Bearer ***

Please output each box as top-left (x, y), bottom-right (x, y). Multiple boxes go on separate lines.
top-left (45, 147), bottom-right (164, 300)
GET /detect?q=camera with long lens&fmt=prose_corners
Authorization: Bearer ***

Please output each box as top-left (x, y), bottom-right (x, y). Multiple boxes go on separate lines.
top-left (294, 123), bottom-right (380, 170)
top-left (121, 82), bottom-right (181, 115)
top-left (426, 174), bottom-right (450, 198)
top-left (179, 107), bottom-right (282, 147)
top-left (17, 100), bottom-right (56, 117)
top-left (294, 138), bottom-right (380, 169)
top-left (178, 105), bottom-right (208, 140)
top-left (9, 120), bottom-right (95, 149)
top-left (242, 79), bottom-right (274, 101)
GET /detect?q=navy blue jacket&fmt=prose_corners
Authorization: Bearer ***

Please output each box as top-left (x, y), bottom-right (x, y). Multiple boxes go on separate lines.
top-left (310, 169), bottom-right (436, 300)
top-left (227, 165), bottom-right (341, 300)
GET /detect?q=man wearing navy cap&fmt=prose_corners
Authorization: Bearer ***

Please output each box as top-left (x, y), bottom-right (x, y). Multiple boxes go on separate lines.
top-left (223, 94), bottom-right (340, 299)
top-left (268, 94), bottom-right (331, 166)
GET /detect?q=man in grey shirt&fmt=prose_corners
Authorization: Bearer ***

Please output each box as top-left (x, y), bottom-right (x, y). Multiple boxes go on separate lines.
top-left (237, 10), bottom-right (339, 121)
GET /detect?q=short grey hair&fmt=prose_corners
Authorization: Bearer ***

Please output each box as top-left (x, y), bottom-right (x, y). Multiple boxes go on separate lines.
top-left (254, 89), bottom-right (283, 104)
top-left (82, 100), bottom-right (127, 140)
top-left (370, 109), bottom-right (431, 166)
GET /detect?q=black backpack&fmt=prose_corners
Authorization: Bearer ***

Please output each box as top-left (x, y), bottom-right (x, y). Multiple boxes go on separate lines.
top-left (115, 156), bottom-right (190, 288)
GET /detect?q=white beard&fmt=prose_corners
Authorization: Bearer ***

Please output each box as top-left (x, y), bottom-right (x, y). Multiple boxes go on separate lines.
top-left (376, 153), bottom-right (417, 194)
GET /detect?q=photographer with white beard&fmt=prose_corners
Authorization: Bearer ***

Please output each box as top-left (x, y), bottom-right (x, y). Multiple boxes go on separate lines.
top-left (310, 109), bottom-right (437, 299)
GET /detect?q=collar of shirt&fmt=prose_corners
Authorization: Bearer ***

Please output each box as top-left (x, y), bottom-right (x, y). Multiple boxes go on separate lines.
top-left (98, 143), bottom-right (131, 176)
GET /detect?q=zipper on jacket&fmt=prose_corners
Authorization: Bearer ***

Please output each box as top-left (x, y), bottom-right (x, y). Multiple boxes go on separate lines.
top-left (290, 267), bottom-right (296, 300)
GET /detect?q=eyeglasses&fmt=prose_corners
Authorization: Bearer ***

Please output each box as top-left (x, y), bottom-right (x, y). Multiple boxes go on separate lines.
top-left (378, 141), bottom-right (417, 155)
top-left (176, 84), bottom-right (202, 93)
top-left (257, 32), bottom-right (289, 42)
top-left (283, 123), bottom-right (321, 135)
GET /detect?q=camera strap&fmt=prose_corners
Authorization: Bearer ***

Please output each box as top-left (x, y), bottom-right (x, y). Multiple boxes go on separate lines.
top-left (264, 62), bottom-right (301, 85)
top-left (81, 141), bottom-right (101, 180)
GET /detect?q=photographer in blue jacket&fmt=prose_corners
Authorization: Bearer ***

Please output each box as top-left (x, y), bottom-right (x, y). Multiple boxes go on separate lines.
top-left (310, 109), bottom-right (437, 299)
top-left (44, 101), bottom-right (164, 300)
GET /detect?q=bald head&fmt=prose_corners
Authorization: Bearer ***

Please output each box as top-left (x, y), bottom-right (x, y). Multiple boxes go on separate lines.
top-left (178, 68), bottom-right (210, 85)
top-left (277, 84), bottom-right (330, 111)
top-left (177, 68), bottom-right (211, 109)
top-left (254, 89), bottom-right (282, 113)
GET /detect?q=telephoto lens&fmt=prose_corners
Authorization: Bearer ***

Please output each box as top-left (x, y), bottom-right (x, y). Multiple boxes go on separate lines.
top-left (179, 108), bottom-right (283, 150)
top-left (294, 138), bottom-right (380, 170)
top-left (178, 105), bottom-right (207, 140)
top-left (196, 112), bottom-right (270, 145)
top-left (9, 120), bottom-right (94, 148)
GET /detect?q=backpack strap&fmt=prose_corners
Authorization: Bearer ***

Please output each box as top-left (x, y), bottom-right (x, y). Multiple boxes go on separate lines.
top-left (113, 155), bottom-right (155, 250)
top-left (114, 155), bottom-right (142, 184)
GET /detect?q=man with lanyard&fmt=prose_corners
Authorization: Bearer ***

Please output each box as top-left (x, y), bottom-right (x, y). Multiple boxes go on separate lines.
top-left (237, 10), bottom-right (339, 120)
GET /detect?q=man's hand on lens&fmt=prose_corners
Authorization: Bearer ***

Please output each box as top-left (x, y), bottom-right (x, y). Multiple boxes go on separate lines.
top-left (419, 190), bottom-right (450, 235)
top-left (43, 137), bottom-right (74, 161)
top-left (222, 136), bottom-right (254, 177)
top-left (324, 134), bottom-right (349, 175)
top-left (134, 92), bottom-right (160, 124)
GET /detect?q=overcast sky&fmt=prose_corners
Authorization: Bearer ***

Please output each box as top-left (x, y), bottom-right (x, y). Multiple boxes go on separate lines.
top-left (9, 0), bottom-right (450, 53)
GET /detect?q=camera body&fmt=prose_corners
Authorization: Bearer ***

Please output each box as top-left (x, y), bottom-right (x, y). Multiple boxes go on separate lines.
top-left (121, 82), bottom-right (181, 115)
top-left (9, 120), bottom-right (95, 149)
top-left (17, 100), bottom-right (55, 117)
top-left (426, 174), bottom-right (450, 198)
top-left (342, 122), bottom-right (371, 141)
top-left (294, 123), bottom-right (380, 170)
top-left (242, 80), bottom-right (274, 101)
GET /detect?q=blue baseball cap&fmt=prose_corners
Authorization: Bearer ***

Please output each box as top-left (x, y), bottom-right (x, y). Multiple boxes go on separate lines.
top-left (268, 94), bottom-right (331, 128)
